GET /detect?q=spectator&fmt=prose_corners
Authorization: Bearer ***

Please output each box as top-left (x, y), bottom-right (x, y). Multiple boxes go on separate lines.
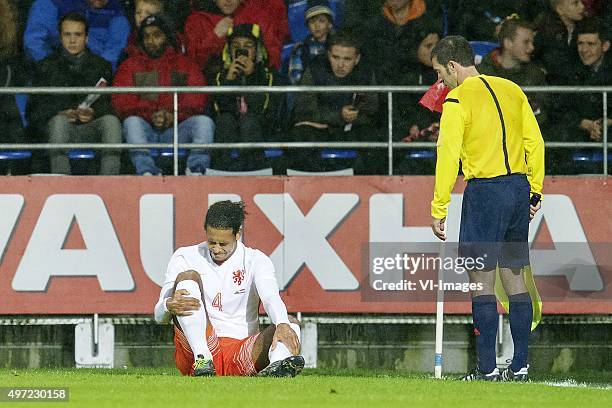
top-left (548, 17), bottom-right (610, 173)
top-left (28, 12), bottom-right (122, 175)
top-left (352, 0), bottom-right (438, 86)
top-left (24, 0), bottom-right (130, 70)
top-left (122, 0), bottom-right (163, 58)
top-left (478, 16), bottom-right (549, 127)
top-left (292, 31), bottom-right (379, 173)
top-left (395, 29), bottom-right (440, 143)
top-left (121, 0), bottom-right (187, 62)
top-left (0, 0), bottom-right (29, 174)
top-left (113, 14), bottom-right (214, 176)
top-left (534, 0), bottom-right (585, 84)
top-left (211, 23), bottom-right (285, 171)
top-left (567, 18), bottom-right (610, 139)
top-left (286, 0), bottom-right (335, 85)
top-left (448, 0), bottom-right (529, 41)
top-left (184, 0), bottom-right (288, 79)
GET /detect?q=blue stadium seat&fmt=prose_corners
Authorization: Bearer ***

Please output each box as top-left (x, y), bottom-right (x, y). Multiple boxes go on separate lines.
top-left (67, 149), bottom-right (95, 160)
top-left (264, 149), bottom-right (284, 159)
top-left (469, 41), bottom-right (498, 65)
top-left (0, 150), bottom-right (32, 161)
top-left (151, 148), bottom-right (188, 158)
top-left (571, 150), bottom-right (612, 174)
top-left (0, 150), bottom-right (32, 175)
top-left (320, 149), bottom-right (357, 160)
top-left (287, 0), bottom-right (344, 43)
top-left (406, 150), bottom-right (435, 160)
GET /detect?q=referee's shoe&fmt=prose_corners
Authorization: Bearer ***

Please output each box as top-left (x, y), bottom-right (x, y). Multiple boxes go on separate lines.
top-left (460, 366), bottom-right (500, 381)
top-left (500, 365), bottom-right (529, 382)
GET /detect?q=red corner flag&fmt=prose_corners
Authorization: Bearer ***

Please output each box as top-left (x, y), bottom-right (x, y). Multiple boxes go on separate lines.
top-left (419, 80), bottom-right (450, 113)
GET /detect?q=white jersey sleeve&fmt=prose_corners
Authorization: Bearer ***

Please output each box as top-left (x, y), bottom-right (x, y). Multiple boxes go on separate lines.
top-left (153, 282), bottom-right (173, 324)
top-left (253, 251), bottom-right (290, 326)
top-left (153, 249), bottom-right (192, 324)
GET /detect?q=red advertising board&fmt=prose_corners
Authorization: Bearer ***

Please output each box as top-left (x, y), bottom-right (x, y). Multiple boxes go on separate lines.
top-left (0, 176), bottom-right (610, 315)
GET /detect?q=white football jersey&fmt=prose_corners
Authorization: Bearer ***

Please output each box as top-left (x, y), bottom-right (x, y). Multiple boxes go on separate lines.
top-left (156, 241), bottom-right (290, 339)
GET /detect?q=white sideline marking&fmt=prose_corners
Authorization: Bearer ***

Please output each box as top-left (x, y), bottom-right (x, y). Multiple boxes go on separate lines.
top-left (541, 380), bottom-right (612, 390)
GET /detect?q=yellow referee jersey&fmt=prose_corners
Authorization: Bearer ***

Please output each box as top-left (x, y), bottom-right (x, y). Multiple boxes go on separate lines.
top-left (431, 75), bottom-right (545, 219)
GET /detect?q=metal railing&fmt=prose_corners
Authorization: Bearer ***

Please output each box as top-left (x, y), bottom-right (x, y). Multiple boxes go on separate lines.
top-left (0, 85), bottom-right (609, 175)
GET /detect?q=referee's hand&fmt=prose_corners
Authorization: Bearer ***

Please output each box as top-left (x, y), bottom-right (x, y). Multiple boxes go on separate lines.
top-left (431, 217), bottom-right (447, 241)
top-left (529, 201), bottom-right (541, 221)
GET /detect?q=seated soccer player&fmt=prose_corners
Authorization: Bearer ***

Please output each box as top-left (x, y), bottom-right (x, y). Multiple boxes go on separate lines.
top-left (154, 200), bottom-right (304, 377)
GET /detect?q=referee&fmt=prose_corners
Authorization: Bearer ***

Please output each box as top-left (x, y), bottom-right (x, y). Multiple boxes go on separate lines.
top-left (429, 36), bottom-right (544, 381)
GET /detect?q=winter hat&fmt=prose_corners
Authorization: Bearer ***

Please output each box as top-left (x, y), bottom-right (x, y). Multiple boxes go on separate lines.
top-left (305, 0), bottom-right (334, 21)
top-left (138, 13), bottom-right (178, 49)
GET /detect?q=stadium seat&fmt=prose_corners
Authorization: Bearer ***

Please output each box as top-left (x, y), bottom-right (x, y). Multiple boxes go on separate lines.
top-left (469, 41), bottom-right (498, 65)
top-left (286, 167), bottom-right (353, 175)
top-left (572, 150), bottom-right (612, 174)
top-left (396, 149), bottom-right (436, 175)
top-left (150, 148), bottom-right (188, 158)
top-left (205, 168), bottom-right (273, 176)
top-left (287, 0), bottom-right (344, 43)
top-left (67, 149), bottom-right (96, 160)
top-left (0, 150), bottom-right (32, 161)
top-left (67, 149), bottom-right (96, 175)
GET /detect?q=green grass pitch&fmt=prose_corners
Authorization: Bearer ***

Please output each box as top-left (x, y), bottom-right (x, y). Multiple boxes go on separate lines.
top-left (1, 368), bottom-right (611, 408)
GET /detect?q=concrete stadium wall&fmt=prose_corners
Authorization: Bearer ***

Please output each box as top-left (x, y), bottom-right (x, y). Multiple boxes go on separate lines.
top-left (1, 320), bottom-right (611, 374)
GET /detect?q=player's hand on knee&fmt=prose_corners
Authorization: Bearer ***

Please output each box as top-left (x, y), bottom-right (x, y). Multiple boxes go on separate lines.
top-left (166, 289), bottom-right (201, 316)
top-left (271, 323), bottom-right (300, 356)
top-left (529, 201), bottom-right (541, 221)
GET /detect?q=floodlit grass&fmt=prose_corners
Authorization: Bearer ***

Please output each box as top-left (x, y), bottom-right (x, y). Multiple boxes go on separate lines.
top-left (0, 368), bottom-right (611, 408)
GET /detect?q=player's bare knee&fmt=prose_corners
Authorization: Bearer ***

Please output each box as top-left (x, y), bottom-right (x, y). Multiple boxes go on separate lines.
top-left (288, 315), bottom-right (300, 325)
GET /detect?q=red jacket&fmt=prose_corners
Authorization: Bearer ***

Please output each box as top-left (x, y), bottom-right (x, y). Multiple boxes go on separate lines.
top-left (184, 0), bottom-right (288, 70)
top-left (112, 47), bottom-right (208, 122)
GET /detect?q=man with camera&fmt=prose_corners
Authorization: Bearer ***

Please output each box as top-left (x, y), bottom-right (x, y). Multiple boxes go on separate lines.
top-left (292, 30), bottom-right (380, 173)
top-left (211, 24), bottom-right (284, 171)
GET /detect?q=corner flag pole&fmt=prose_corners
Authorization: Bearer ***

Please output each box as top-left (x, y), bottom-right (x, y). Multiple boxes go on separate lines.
top-left (434, 266), bottom-right (444, 379)
top-left (434, 223), bottom-right (447, 379)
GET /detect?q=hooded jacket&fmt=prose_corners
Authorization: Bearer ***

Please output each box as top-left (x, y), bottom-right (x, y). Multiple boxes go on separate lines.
top-left (184, 0), bottom-right (288, 71)
top-left (112, 46), bottom-right (208, 122)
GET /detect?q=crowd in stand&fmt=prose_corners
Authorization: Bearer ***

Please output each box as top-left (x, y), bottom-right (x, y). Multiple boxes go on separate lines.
top-left (0, 0), bottom-right (610, 175)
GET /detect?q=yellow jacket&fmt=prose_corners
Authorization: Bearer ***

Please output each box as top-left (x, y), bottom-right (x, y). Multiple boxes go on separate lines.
top-left (431, 75), bottom-right (545, 219)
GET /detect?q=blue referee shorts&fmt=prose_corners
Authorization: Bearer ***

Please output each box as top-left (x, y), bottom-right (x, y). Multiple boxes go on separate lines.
top-left (458, 173), bottom-right (531, 270)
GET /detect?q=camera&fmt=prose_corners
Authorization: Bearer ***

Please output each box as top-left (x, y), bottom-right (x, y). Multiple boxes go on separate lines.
top-left (235, 48), bottom-right (249, 59)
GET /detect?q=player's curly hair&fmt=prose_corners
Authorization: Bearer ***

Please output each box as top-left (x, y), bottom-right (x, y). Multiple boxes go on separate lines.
top-left (205, 200), bottom-right (246, 234)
